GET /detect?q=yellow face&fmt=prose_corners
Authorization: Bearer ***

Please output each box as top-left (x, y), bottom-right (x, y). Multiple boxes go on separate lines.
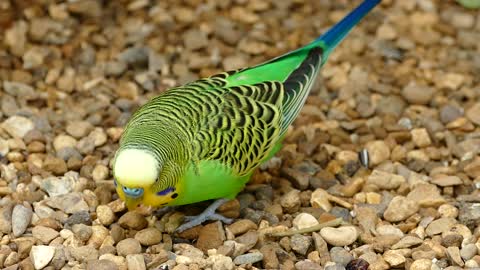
top-left (114, 179), bottom-right (180, 210)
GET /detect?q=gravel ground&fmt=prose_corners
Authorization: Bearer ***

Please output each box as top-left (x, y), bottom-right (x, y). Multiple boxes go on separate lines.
top-left (0, 0), bottom-right (480, 270)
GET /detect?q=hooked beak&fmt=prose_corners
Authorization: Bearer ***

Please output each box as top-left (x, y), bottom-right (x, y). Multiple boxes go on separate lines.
top-left (124, 197), bottom-right (141, 211)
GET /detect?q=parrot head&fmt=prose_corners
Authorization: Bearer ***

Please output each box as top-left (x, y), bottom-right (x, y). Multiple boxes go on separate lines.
top-left (112, 148), bottom-right (179, 210)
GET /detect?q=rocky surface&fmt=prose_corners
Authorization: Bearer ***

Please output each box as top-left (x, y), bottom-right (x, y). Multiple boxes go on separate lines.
top-left (0, 1), bottom-right (479, 269)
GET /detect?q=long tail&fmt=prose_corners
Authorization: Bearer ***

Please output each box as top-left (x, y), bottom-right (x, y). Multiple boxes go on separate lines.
top-left (313, 0), bottom-right (381, 61)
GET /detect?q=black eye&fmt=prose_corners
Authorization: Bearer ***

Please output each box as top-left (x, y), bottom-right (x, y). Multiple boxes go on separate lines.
top-left (156, 187), bottom-right (175, 196)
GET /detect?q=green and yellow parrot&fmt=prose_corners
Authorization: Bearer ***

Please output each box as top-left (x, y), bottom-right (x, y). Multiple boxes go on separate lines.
top-left (113, 0), bottom-right (380, 231)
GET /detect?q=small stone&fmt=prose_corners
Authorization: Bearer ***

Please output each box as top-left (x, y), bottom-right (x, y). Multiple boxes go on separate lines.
top-left (376, 23), bottom-right (397, 40)
top-left (367, 170), bottom-right (405, 190)
top-left (32, 225), bottom-right (59, 244)
top-left (410, 128), bottom-right (432, 148)
top-left (97, 205), bottom-right (116, 226)
top-left (72, 223), bottom-right (93, 242)
top-left (409, 259), bottom-right (432, 270)
top-left (345, 258), bottom-right (369, 270)
top-left (30, 245), bottom-right (55, 270)
top-left (383, 250), bottom-right (405, 268)
top-left (117, 238), bottom-right (142, 256)
top-left (53, 135), bottom-right (77, 152)
top-left (87, 259), bottom-right (119, 270)
top-left (384, 196), bottom-right (419, 222)
top-left (313, 232), bottom-right (330, 265)
top-left (365, 141), bottom-right (390, 166)
top-left (46, 192), bottom-right (89, 214)
top-left (310, 188), bottom-right (332, 212)
top-left (281, 168), bottom-right (310, 190)
top-left (135, 227), bottom-right (162, 246)
top-left (89, 128), bottom-right (108, 147)
top-left (1, 116), bottom-right (34, 138)
top-left (391, 236), bottom-right (423, 249)
top-left (207, 254), bottom-right (234, 270)
top-left (260, 244), bottom-right (279, 269)
top-left (99, 254), bottom-right (127, 270)
top-left (446, 246), bottom-right (464, 267)
top-left (401, 83), bottom-right (435, 105)
top-left (330, 247), bottom-right (353, 266)
top-left (66, 120), bottom-right (93, 139)
top-left (118, 212), bottom-right (148, 230)
top-left (196, 221), bottom-right (226, 253)
top-left (376, 224), bottom-right (404, 238)
top-left (407, 184), bottom-right (446, 207)
top-left (70, 245), bottom-right (99, 262)
top-left (466, 103), bottom-right (480, 125)
top-left (183, 29), bottom-right (208, 50)
top-left (460, 244), bottom-right (477, 260)
top-left (438, 204), bottom-right (458, 218)
top-left (233, 252), bottom-right (263, 265)
top-left (426, 218), bottom-right (457, 236)
top-left (12, 204), bottom-right (32, 237)
top-left (292, 213), bottom-right (319, 230)
top-left (226, 219), bottom-right (257, 236)
top-left (92, 164), bottom-right (109, 181)
top-left (295, 260), bottom-right (322, 270)
top-left (431, 175), bottom-right (463, 187)
top-left (451, 11), bottom-right (475, 28)
top-left (291, 234), bottom-right (312, 255)
top-left (320, 226), bottom-right (359, 246)
top-left (126, 254), bottom-right (146, 270)
top-left (234, 231), bottom-right (258, 256)
top-left (42, 155), bottom-right (68, 176)
top-left (280, 189), bottom-right (301, 213)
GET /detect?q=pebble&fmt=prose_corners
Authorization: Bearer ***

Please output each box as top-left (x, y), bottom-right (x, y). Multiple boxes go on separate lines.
top-left (410, 128), bottom-right (432, 148)
top-left (367, 170), bottom-right (405, 190)
top-left (330, 247), bottom-right (353, 266)
top-left (345, 258), bottom-right (369, 270)
top-left (117, 238), bottom-right (142, 256)
top-left (391, 236), bottom-right (423, 249)
top-left (205, 253), bottom-right (233, 270)
top-left (290, 234), bottom-right (312, 255)
top-left (126, 254), bottom-right (146, 270)
top-left (32, 225), bottom-right (59, 244)
top-left (383, 250), bottom-right (406, 267)
top-left (118, 212), bottom-right (148, 230)
top-left (446, 246), bottom-right (464, 267)
top-left (460, 243), bottom-right (477, 260)
top-left (320, 226), bottom-right (358, 246)
top-left (135, 227), bottom-right (162, 246)
top-left (466, 102), bottom-right (480, 125)
top-left (1, 116), bottom-right (34, 138)
top-left (259, 244), bottom-right (279, 269)
top-left (196, 221), bottom-right (226, 252)
top-left (183, 29), bottom-right (208, 50)
top-left (407, 184), bottom-right (446, 207)
top-left (292, 213), bottom-right (319, 230)
top-left (11, 204), bottom-right (32, 237)
top-left (233, 252), bottom-right (263, 265)
top-left (30, 245), bottom-right (56, 270)
top-left (87, 259), bottom-right (120, 270)
top-left (310, 188), bottom-right (332, 212)
top-left (376, 224), bottom-right (404, 238)
top-left (431, 174), bottom-right (463, 187)
top-left (384, 196), bottom-right (419, 222)
top-left (42, 155), bottom-right (68, 176)
top-left (401, 83), bottom-right (435, 105)
top-left (66, 120), bottom-right (93, 139)
top-left (53, 134), bottom-right (78, 152)
top-left (92, 164), bottom-right (109, 181)
top-left (280, 189), bottom-right (301, 213)
top-left (46, 192), bottom-right (89, 213)
top-left (72, 223), bottom-right (93, 242)
top-left (69, 245), bottom-right (99, 262)
top-left (295, 260), bottom-right (323, 270)
top-left (426, 218), bottom-right (457, 236)
top-left (365, 141), bottom-right (390, 166)
top-left (226, 219), bottom-right (257, 236)
top-left (410, 259), bottom-right (432, 270)
top-left (97, 205), bottom-right (116, 226)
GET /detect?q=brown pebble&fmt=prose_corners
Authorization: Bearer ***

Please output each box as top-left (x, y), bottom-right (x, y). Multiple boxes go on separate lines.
top-left (118, 212), bottom-right (147, 230)
top-left (196, 221), bottom-right (226, 253)
top-left (226, 219), bottom-right (258, 236)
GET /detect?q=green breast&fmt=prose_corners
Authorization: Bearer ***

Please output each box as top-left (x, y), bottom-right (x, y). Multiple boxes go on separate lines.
top-left (170, 159), bottom-right (251, 206)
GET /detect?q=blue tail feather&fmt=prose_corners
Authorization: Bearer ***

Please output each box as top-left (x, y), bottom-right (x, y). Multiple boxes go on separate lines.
top-left (315, 0), bottom-right (381, 59)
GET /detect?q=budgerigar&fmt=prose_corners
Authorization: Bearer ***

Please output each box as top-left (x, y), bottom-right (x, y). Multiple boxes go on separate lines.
top-left (113, 0), bottom-right (381, 232)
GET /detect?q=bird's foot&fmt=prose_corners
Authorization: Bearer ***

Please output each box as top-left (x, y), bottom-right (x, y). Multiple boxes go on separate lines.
top-left (154, 206), bottom-right (176, 217)
top-left (175, 198), bottom-right (234, 233)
